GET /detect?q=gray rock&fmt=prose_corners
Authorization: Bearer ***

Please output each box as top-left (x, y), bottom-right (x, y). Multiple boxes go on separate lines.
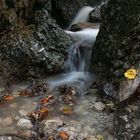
top-left (114, 99), bottom-right (140, 140)
top-left (89, 6), bottom-right (101, 23)
top-left (17, 118), bottom-right (33, 129)
top-left (90, 0), bottom-right (140, 102)
top-left (41, 119), bottom-right (63, 135)
top-left (0, 10), bottom-right (73, 80)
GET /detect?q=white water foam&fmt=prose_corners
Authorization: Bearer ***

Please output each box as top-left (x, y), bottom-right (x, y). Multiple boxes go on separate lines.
top-left (68, 6), bottom-right (94, 28)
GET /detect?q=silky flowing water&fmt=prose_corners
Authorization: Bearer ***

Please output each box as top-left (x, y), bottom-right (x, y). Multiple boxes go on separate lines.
top-left (0, 72), bottom-right (115, 140)
top-left (0, 5), bottom-right (116, 140)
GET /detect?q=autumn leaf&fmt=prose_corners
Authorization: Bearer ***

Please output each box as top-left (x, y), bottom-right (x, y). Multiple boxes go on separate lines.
top-left (124, 68), bottom-right (137, 79)
top-left (59, 131), bottom-right (69, 140)
top-left (41, 95), bottom-right (54, 104)
top-left (60, 106), bottom-right (74, 115)
top-left (4, 95), bottom-right (14, 101)
top-left (97, 135), bottom-right (104, 140)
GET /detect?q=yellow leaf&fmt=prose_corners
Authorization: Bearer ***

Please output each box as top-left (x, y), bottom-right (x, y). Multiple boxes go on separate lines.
top-left (60, 106), bottom-right (74, 115)
top-left (97, 135), bottom-right (104, 140)
top-left (124, 69), bottom-right (137, 79)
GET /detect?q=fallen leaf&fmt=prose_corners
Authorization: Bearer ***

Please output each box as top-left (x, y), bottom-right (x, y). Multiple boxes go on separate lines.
top-left (60, 106), bottom-right (74, 115)
top-left (4, 95), bottom-right (14, 101)
top-left (97, 135), bottom-right (104, 140)
top-left (124, 68), bottom-right (137, 79)
top-left (59, 131), bottom-right (69, 140)
top-left (41, 95), bottom-right (54, 104)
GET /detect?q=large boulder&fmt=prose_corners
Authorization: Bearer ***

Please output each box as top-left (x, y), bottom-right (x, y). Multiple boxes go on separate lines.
top-left (90, 0), bottom-right (140, 102)
top-left (0, 10), bottom-right (73, 80)
top-left (114, 89), bottom-right (140, 140)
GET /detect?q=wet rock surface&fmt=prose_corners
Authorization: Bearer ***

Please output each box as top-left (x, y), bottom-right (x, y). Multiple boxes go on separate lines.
top-left (114, 97), bottom-right (140, 140)
top-left (70, 22), bottom-right (100, 31)
top-left (89, 6), bottom-right (101, 23)
top-left (51, 0), bottom-right (80, 28)
top-left (0, 10), bottom-right (73, 80)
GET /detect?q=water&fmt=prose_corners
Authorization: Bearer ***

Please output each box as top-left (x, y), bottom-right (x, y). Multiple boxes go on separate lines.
top-left (65, 28), bottom-right (99, 71)
top-left (69, 6), bottom-right (94, 29)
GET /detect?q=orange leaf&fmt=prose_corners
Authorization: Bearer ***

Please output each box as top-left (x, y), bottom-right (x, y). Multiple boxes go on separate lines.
top-left (4, 95), bottom-right (14, 101)
top-left (40, 107), bottom-right (49, 113)
top-left (41, 95), bottom-right (54, 104)
top-left (59, 131), bottom-right (69, 140)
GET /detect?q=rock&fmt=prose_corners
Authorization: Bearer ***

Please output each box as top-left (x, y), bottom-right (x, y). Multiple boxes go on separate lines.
top-left (93, 102), bottom-right (105, 111)
top-left (96, 112), bottom-right (114, 130)
top-left (84, 136), bottom-right (97, 140)
top-left (19, 110), bottom-right (28, 117)
top-left (51, 0), bottom-right (80, 28)
top-left (119, 72), bottom-right (140, 101)
top-left (90, 0), bottom-right (140, 102)
top-left (114, 98), bottom-right (140, 140)
top-left (41, 119), bottom-right (63, 135)
top-left (1, 117), bottom-right (13, 126)
top-left (15, 115), bottom-right (20, 121)
top-left (0, 0), bottom-right (50, 32)
top-left (89, 6), bottom-right (101, 23)
top-left (0, 10), bottom-right (73, 80)
top-left (17, 118), bottom-right (33, 129)
top-left (58, 126), bottom-right (78, 140)
top-left (9, 102), bottom-right (17, 108)
top-left (0, 137), bottom-right (12, 140)
top-left (70, 22), bottom-right (100, 31)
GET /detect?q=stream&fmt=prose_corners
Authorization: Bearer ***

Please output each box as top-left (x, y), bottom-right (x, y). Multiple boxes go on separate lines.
top-left (0, 6), bottom-right (116, 140)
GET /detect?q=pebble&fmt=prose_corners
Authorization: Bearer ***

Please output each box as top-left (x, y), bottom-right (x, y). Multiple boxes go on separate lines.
top-left (41, 119), bottom-right (63, 134)
top-left (1, 117), bottom-right (13, 126)
top-left (19, 110), bottom-right (28, 116)
top-left (93, 102), bottom-right (105, 112)
top-left (15, 115), bottom-right (20, 121)
top-left (17, 118), bottom-right (32, 129)
top-left (0, 137), bottom-right (12, 140)
top-left (9, 102), bottom-right (18, 108)
top-left (84, 136), bottom-right (97, 140)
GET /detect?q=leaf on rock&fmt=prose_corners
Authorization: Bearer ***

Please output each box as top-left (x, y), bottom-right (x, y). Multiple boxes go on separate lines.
top-left (60, 106), bottom-right (74, 115)
top-left (97, 135), bottom-right (104, 140)
top-left (59, 131), bottom-right (69, 140)
top-left (4, 95), bottom-right (14, 101)
top-left (124, 68), bottom-right (137, 79)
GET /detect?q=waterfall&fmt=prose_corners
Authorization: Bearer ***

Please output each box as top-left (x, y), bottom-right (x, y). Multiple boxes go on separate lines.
top-left (68, 6), bottom-right (94, 29)
top-left (65, 28), bottom-right (99, 72)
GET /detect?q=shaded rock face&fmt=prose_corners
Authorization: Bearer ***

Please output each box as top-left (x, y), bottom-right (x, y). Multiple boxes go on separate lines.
top-left (91, 0), bottom-right (140, 101)
top-left (89, 6), bottom-right (101, 23)
top-left (114, 96), bottom-right (140, 140)
top-left (0, 10), bottom-right (73, 80)
top-left (51, 0), bottom-right (80, 28)
top-left (0, 0), bottom-right (50, 32)
top-left (70, 22), bottom-right (99, 32)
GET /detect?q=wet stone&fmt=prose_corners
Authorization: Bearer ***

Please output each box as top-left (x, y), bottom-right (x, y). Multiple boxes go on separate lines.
top-left (93, 102), bottom-right (105, 112)
top-left (1, 117), bottom-right (13, 127)
top-left (0, 137), bottom-right (12, 140)
top-left (17, 118), bottom-right (33, 129)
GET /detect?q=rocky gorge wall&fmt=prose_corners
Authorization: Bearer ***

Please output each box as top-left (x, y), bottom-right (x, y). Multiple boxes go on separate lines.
top-left (90, 0), bottom-right (140, 139)
top-left (91, 0), bottom-right (140, 101)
